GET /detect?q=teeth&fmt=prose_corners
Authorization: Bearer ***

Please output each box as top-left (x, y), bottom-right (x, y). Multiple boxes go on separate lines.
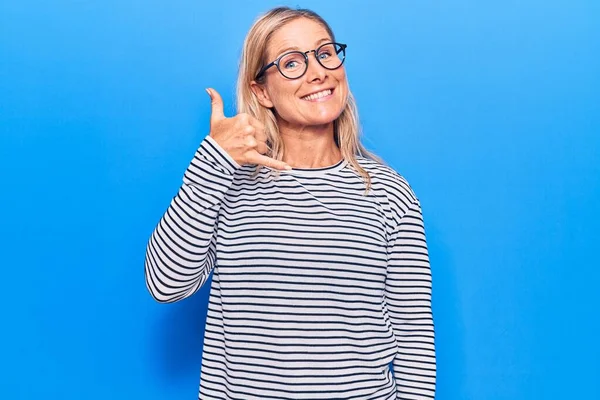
top-left (302, 89), bottom-right (332, 101)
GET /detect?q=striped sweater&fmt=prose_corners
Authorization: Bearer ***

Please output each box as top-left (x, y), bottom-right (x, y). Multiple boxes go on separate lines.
top-left (145, 135), bottom-right (436, 399)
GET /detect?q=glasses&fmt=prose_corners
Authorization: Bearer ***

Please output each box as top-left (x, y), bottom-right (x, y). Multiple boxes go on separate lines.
top-left (255, 42), bottom-right (347, 81)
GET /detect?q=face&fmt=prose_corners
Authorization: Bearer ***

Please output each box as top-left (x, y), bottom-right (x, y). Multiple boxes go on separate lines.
top-left (251, 18), bottom-right (349, 130)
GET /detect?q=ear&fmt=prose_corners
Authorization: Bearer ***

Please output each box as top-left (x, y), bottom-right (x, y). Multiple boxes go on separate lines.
top-left (250, 80), bottom-right (274, 109)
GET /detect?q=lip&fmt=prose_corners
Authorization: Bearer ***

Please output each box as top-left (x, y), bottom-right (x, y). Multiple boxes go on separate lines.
top-left (301, 88), bottom-right (335, 102)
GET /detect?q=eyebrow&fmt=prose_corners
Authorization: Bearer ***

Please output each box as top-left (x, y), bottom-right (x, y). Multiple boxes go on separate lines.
top-left (273, 37), bottom-right (332, 58)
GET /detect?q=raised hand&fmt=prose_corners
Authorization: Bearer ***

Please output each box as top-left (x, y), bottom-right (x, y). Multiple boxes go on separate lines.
top-left (206, 88), bottom-right (291, 171)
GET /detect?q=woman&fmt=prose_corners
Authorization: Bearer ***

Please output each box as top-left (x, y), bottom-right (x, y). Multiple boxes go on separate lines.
top-left (145, 6), bottom-right (436, 400)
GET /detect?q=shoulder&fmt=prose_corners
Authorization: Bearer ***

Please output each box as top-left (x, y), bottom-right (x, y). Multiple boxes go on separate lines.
top-left (355, 155), bottom-right (422, 223)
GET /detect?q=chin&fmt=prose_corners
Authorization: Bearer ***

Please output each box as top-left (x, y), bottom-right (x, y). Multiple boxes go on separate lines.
top-left (308, 113), bottom-right (342, 126)
top-left (301, 102), bottom-right (345, 126)
top-left (277, 98), bottom-right (346, 128)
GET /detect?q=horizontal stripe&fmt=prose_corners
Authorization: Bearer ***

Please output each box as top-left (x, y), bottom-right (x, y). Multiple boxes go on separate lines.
top-left (145, 134), bottom-right (436, 399)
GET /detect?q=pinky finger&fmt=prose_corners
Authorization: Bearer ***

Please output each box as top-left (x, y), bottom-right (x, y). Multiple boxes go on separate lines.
top-left (248, 152), bottom-right (292, 171)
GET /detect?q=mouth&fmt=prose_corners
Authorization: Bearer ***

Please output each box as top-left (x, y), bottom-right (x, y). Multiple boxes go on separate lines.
top-left (301, 88), bottom-right (334, 102)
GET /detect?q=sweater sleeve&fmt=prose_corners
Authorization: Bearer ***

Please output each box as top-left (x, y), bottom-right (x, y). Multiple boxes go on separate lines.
top-left (145, 135), bottom-right (240, 303)
top-left (385, 200), bottom-right (437, 399)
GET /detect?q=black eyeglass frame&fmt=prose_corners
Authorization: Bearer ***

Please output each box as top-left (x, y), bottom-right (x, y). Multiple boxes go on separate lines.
top-left (255, 42), bottom-right (347, 81)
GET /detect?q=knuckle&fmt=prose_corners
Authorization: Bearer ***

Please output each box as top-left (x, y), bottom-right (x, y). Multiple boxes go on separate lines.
top-left (258, 144), bottom-right (268, 155)
top-left (245, 136), bottom-right (257, 147)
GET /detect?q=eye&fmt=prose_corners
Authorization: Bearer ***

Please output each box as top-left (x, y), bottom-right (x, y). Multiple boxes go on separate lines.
top-left (280, 52), bottom-right (305, 70)
top-left (318, 51), bottom-right (332, 60)
top-left (284, 60), bottom-right (299, 69)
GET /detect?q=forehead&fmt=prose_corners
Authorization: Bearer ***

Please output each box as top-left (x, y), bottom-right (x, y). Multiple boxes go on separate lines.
top-left (267, 18), bottom-right (332, 57)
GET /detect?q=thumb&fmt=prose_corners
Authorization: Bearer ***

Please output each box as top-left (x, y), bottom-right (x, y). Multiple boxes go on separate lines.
top-left (206, 88), bottom-right (225, 124)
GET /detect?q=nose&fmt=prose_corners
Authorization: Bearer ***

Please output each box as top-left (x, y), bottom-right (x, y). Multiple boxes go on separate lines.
top-left (305, 51), bottom-right (327, 82)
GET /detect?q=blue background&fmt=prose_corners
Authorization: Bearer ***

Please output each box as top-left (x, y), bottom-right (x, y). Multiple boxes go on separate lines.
top-left (1, 0), bottom-right (598, 399)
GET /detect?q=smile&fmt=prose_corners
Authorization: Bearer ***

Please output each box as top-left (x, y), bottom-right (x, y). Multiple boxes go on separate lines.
top-left (301, 89), bottom-right (334, 102)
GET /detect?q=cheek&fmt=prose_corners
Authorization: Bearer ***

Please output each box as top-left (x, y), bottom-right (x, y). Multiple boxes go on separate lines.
top-left (335, 71), bottom-right (349, 95)
top-left (269, 86), bottom-right (301, 113)
top-left (269, 78), bottom-right (301, 101)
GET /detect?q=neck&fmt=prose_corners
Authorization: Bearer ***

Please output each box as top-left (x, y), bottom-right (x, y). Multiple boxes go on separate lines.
top-left (278, 121), bottom-right (342, 168)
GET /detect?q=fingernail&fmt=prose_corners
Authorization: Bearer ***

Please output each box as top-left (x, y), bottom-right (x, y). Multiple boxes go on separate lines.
top-left (205, 88), bottom-right (212, 97)
top-left (284, 165), bottom-right (292, 170)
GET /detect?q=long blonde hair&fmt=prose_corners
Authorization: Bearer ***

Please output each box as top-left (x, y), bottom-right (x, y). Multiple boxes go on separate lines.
top-left (236, 6), bottom-right (386, 193)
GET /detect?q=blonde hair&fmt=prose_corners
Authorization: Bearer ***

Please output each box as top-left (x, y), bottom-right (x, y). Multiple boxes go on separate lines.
top-left (236, 6), bottom-right (386, 194)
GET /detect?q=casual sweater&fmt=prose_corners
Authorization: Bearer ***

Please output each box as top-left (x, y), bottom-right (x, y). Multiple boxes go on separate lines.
top-left (145, 135), bottom-right (436, 400)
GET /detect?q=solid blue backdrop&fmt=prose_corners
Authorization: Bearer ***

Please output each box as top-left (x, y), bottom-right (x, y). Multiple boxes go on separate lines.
top-left (1, 0), bottom-right (598, 399)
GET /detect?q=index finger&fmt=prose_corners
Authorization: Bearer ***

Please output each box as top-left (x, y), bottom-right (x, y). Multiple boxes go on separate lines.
top-left (247, 116), bottom-right (267, 142)
top-left (247, 115), bottom-right (265, 131)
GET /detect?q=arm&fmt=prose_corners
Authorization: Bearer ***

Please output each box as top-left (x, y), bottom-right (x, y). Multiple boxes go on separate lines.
top-left (385, 200), bottom-right (437, 399)
top-left (144, 135), bottom-right (240, 303)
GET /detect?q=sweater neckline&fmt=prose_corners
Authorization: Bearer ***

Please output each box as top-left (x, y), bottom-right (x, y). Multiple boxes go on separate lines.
top-left (282, 157), bottom-right (347, 177)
